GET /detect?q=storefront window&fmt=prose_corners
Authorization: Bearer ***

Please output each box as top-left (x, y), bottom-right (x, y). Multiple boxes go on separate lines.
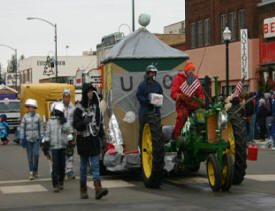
top-left (229, 12), bottom-right (236, 41)
top-left (191, 22), bottom-right (196, 48)
top-left (204, 18), bottom-right (210, 46)
top-left (221, 14), bottom-right (227, 42)
top-left (198, 20), bottom-right (203, 47)
top-left (238, 9), bottom-right (246, 30)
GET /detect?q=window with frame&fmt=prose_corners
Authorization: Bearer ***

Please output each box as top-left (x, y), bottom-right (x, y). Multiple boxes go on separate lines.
top-left (221, 14), bottom-right (227, 42)
top-left (190, 22), bottom-right (196, 48)
top-left (229, 12), bottom-right (236, 41)
top-left (238, 9), bottom-right (246, 30)
top-left (204, 18), bottom-right (210, 46)
top-left (198, 20), bottom-right (203, 47)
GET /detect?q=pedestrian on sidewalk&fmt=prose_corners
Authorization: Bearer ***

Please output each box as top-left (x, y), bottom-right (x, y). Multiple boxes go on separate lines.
top-left (0, 114), bottom-right (9, 145)
top-left (268, 92), bottom-right (275, 148)
top-left (62, 89), bottom-right (76, 180)
top-left (245, 92), bottom-right (256, 142)
top-left (256, 98), bottom-right (268, 142)
top-left (42, 102), bottom-right (73, 192)
top-left (73, 83), bottom-right (108, 200)
top-left (20, 99), bottom-right (43, 180)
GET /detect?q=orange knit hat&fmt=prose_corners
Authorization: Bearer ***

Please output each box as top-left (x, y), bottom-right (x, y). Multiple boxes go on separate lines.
top-left (184, 62), bottom-right (195, 73)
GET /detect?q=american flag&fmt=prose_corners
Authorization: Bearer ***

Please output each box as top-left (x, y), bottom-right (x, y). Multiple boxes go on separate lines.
top-left (233, 78), bottom-right (245, 97)
top-left (180, 72), bottom-right (201, 97)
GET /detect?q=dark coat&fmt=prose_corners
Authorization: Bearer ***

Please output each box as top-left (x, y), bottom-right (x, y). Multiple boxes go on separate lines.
top-left (256, 105), bottom-right (268, 126)
top-left (136, 79), bottom-right (163, 121)
top-left (73, 83), bottom-right (103, 156)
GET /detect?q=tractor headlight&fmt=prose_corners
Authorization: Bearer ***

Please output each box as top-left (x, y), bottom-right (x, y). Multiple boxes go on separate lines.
top-left (218, 111), bottom-right (228, 129)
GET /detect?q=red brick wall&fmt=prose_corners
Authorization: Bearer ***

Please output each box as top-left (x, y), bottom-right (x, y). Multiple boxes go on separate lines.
top-left (185, 0), bottom-right (262, 49)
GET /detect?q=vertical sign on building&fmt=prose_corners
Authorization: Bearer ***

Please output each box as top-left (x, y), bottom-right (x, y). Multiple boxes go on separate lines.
top-left (240, 29), bottom-right (249, 79)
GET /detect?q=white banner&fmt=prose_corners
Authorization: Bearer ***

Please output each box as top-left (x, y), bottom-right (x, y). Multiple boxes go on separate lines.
top-left (240, 29), bottom-right (249, 80)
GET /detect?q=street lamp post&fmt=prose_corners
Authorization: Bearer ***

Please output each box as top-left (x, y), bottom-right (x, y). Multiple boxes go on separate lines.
top-left (223, 26), bottom-right (232, 96)
top-left (132, 0), bottom-right (135, 31)
top-left (0, 44), bottom-right (17, 91)
top-left (27, 17), bottom-right (58, 82)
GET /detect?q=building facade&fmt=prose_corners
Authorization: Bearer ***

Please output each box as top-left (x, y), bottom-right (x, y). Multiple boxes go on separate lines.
top-left (257, 0), bottom-right (275, 92)
top-left (155, 34), bottom-right (186, 51)
top-left (18, 56), bottom-right (97, 85)
top-left (185, 0), bottom-right (275, 94)
top-left (164, 21), bottom-right (185, 34)
top-left (96, 32), bottom-right (124, 66)
top-left (186, 0), bottom-right (261, 49)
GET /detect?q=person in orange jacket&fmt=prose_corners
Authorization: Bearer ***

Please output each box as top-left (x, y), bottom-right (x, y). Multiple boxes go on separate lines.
top-left (170, 63), bottom-right (204, 139)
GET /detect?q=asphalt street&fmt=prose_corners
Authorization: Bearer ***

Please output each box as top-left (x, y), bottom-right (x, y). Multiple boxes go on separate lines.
top-left (0, 136), bottom-right (275, 211)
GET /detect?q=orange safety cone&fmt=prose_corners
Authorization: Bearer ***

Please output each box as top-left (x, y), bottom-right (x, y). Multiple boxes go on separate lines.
top-left (247, 144), bottom-right (258, 161)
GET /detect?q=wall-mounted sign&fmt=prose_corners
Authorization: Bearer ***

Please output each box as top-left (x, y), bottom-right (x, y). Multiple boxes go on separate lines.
top-left (240, 29), bottom-right (249, 80)
top-left (5, 73), bottom-right (20, 87)
top-left (37, 60), bottom-right (66, 66)
top-left (264, 17), bottom-right (275, 38)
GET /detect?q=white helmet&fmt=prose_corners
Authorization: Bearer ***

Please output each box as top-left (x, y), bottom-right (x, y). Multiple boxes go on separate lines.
top-left (63, 88), bottom-right (70, 97)
top-left (146, 65), bottom-right (158, 73)
top-left (25, 99), bottom-right (38, 108)
top-left (51, 102), bottom-right (65, 113)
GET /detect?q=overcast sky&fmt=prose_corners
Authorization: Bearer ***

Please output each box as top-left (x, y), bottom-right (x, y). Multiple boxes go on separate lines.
top-left (0, 0), bottom-right (185, 70)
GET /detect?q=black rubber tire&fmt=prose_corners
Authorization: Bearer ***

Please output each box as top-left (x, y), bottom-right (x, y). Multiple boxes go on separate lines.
top-left (141, 111), bottom-right (164, 188)
top-left (221, 153), bottom-right (234, 191)
top-left (229, 115), bottom-right (248, 185)
top-left (206, 153), bottom-right (222, 192)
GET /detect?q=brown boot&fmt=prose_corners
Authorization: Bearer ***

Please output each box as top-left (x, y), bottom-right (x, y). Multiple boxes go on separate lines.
top-left (94, 180), bottom-right (108, 200)
top-left (80, 182), bottom-right (88, 199)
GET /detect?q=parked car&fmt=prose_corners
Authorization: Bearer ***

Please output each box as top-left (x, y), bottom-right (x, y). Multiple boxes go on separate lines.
top-left (0, 99), bottom-right (20, 132)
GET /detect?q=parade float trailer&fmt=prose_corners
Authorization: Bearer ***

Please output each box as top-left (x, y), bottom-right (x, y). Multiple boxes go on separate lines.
top-left (101, 20), bottom-right (189, 172)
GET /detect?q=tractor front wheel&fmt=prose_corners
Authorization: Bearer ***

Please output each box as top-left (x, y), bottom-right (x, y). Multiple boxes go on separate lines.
top-left (228, 116), bottom-right (247, 185)
top-left (141, 112), bottom-right (164, 188)
top-left (207, 153), bottom-right (222, 192)
top-left (221, 153), bottom-right (234, 191)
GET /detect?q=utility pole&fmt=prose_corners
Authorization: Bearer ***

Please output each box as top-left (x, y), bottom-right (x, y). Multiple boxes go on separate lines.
top-left (54, 24), bottom-right (58, 82)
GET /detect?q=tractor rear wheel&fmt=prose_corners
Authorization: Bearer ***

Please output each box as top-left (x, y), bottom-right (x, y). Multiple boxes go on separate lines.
top-left (206, 153), bottom-right (222, 191)
top-left (228, 115), bottom-right (248, 185)
top-left (221, 153), bottom-right (234, 191)
top-left (141, 112), bottom-right (164, 188)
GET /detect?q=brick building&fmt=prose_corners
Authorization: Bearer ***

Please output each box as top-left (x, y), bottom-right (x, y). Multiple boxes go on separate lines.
top-left (184, 0), bottom-right (275, 94)
top-left (185, 0), bottom-right (261, 49)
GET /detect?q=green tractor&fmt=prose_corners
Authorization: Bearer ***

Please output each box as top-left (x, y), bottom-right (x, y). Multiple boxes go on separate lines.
top-left (141, 76), bottom-right (247, 191)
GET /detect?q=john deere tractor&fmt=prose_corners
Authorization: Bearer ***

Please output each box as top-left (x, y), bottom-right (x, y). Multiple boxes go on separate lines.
top-left (141, 76), bottom-right (247, 191)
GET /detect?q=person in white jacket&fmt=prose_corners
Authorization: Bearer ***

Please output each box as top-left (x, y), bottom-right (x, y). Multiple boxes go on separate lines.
top-left (42, 102), bottom-right (73, 192)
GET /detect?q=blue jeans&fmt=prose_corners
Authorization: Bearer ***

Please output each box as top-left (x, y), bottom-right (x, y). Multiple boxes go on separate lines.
top-left (266, 116), bottom-right (273, 137)
top-left (26, 141), bottom-right (40, 172)
top-left (80, 155), bottom-right (100, 182)
top-left (249, 113), bottom-right (256, 142)
top-left (51, 149), bottom-right (66, 186)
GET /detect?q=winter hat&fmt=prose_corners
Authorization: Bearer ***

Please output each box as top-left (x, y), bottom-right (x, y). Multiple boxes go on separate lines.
top-left (184, 62), bottom-right (195, 73)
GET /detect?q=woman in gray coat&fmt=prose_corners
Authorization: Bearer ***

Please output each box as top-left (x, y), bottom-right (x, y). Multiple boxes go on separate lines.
top-left (20, 99), bottom-right (43, 180)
